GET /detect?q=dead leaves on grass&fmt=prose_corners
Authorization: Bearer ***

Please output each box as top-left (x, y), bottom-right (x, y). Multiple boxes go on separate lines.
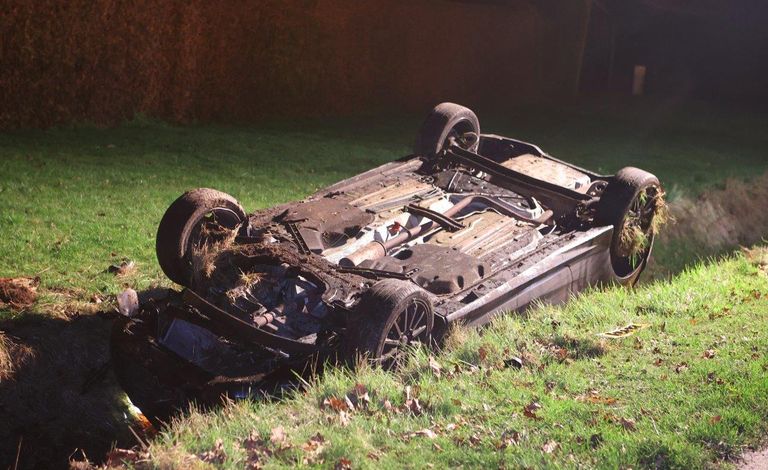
top-left (320, 382), bottom-right (429, 428)
top-left (198, 438), bottom-right (227, 465)
top-left (523, 400), bottom-right (543, 420)
top-left (702, 349), bottom-right (717, 359)
top-left (598, 322), bottom-right (650, 338)
top-left (107, 260), bottom-right (136, 277)
top-left (428, 355), bottom-right (442, 377)
top-left (576, 390), bottom-right (618, 405)
top-left (541, 439), bottom-right (560, 454)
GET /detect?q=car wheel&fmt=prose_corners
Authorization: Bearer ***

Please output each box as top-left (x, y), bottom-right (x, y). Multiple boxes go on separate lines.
top-left (597, 167), bottom-right (663, 286)
top-left (414, 102), bottom-right (480, 156)
top-left (156, 188), bottom-right (246, 286)
top-left (347, 279), bottom-right (434, 370)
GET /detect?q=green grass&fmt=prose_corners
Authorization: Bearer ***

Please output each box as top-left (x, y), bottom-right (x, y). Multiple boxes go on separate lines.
top-left (145, 248), bottom-right (768, 469)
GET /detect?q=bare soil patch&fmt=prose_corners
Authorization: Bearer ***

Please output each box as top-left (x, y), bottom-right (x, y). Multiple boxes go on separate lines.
top-left (740, 446), bottom-right (768, 470)
top-left (0, 276), bottom-right (39, 310)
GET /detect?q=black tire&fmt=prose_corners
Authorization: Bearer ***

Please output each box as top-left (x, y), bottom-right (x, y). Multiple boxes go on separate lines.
top-left (346, 279), bottom-right (434, 370)
top-left (414, 102), bottom-right (480, 156)
top-left (156, 188), bottom-right (246, 286)
top-left (596, 167), bottom-right (662, 285)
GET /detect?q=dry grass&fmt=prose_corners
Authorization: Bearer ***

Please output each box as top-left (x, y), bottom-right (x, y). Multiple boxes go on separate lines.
top-left (618, 188), bottom-right (671, 261)
top-left (0, 332), bottom-right (34, 382)
top-left (663, 173), bottom-right (768, 249)
top-left (189, 225), bottom-right (240, 289)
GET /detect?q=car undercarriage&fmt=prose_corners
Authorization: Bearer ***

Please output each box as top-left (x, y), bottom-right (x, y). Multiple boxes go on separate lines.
top-left (112, 103), bottom-right (665, 418)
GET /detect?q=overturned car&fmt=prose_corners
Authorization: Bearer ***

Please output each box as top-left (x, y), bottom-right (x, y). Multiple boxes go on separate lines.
top-left (112, 103), bottom-right (665, 417)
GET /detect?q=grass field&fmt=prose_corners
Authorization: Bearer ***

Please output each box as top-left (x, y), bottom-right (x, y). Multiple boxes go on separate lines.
top-left (1, 99), bottom-right (767, 468)
top-left (145, 247), bottom-right (768, 469)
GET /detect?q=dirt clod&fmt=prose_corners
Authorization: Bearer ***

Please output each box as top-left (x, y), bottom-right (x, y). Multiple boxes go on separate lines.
top-left (117, 289), bottom-right (139, 317)
top-left (0, 276), bottom-right (40, 310)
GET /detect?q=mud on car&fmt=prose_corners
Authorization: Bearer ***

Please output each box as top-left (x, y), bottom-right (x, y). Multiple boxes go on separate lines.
top-left (112, 103), bottom-right (666, 418)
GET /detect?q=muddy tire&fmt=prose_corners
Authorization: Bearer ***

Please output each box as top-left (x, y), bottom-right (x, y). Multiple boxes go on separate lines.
top-left (597, 167), bottom-right (662, 285)
top-left (346, 279), bottom-right (434, 370)
top-left (414, 102), bottom-right (480, 156)
top-left (156, 188), bottom-right (246, 286)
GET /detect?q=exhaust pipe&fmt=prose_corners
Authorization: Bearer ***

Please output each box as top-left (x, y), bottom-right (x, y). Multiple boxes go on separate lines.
top-left (339, 196), bottom-right (552, 266)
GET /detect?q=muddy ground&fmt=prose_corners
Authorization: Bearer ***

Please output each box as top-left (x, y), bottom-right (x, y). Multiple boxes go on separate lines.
top-left (2, 173), bottom-right (768, 469)
top-left (0, 312), bottom-right (136, 469)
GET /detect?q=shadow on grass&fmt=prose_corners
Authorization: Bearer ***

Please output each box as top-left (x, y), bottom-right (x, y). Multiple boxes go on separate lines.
top-left (0, 311), bottom-right (135, 469)
top-left (548, 334), bottom-right (607, 360)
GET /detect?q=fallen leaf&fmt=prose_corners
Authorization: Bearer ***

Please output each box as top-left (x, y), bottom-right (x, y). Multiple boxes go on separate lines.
top-left (349, 384), bottom-right (371, 409)
top-left (709, 415), bottom-right (722, 425)
top-left (344, 395), bottom-right (356, 411)
top-left (108, 260), bottom-right (136, 276)
top-left (199, 438), bottom-right (227, 464)
top-left (503, 356), bottom-right (524, 369)
top-left (270, 426), bottom-right (287, 446)
top-left (620, 417), bottom-right (637, 431)
top-left (674, 362), bottom-right (689, 373)
top-left (322, 396), bottom-right (349, 412)
top-left (338, 410), bottom-right (351, 427)
top-left (301, 433), bottom-right (325, 452)
top-left (104, 448), bottom-right (148, 467)
top-left (542, 440), bottom-right (559, 454)
top-left (478, 346), bottom-right (488, 362)
top-left (653, 358), bottom-right (663, 366)
top-left (590, 433), bottom-right (603, 449)
top-left (598, 322), bottom-right (650, 338)
top-left (498, 429), bottom-right (521, 448)
top-left (554, 347), bottom-right (569, 361)
top-left (405, 397), bottom-right (423, 415)
top-left (335, 457), bottom-right (352, 470)
top-left (413, 428), bottom-right (437, 439)
top-left (428, 355), bottom-right (442, 377)
top-left (577, 391), bottom-right (618, 405)
top-left (300, 433), bottom-right (325, 464)
top-left (702, 349), bottom-right (717, 359)
top-left (523, 401), bottom-right (542, 420)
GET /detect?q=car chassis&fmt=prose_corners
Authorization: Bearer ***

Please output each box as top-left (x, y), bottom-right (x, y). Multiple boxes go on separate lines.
top-left (112, 103), bottom-right (664, 417)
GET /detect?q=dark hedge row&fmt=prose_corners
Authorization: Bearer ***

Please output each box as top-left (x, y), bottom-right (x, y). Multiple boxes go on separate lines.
top-left (0, 0), bottom-right (585, 129)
